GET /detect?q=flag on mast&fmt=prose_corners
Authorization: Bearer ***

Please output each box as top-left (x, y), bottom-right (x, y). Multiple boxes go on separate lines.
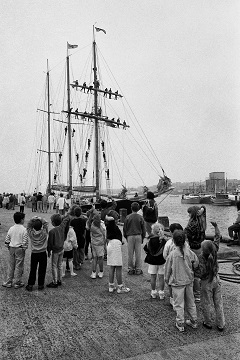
top-left (67, 42), bottom-right (78, 49)
top-left (95, 27), bottom-right (106, 34)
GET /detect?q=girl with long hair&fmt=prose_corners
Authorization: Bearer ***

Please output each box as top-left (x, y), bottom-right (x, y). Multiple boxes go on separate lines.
top-left (164, 230), bottom-right (199, 332)
top-left (195, 222), bottom-right (225, 331)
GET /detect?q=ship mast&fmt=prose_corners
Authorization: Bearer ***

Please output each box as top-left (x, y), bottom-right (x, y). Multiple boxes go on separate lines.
top-left (66, 54), bottom-right (73, 195)
top-left (93, 36), bottom-right (100, 200)
top-left (47, 61), bottom-right (51, 194)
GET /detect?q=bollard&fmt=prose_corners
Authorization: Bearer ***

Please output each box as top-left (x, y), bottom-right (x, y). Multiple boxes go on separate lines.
top-left (158, 216), bottom-right (169, 230)
top-left (119, 208), bottom-right (128, 223)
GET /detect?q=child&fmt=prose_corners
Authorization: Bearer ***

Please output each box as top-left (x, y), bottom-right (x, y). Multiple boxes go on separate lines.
top-left (62, 223), bottom-right (78, 277)
top-left (123, 202), bottom-right (146, 275)
top-left (90, 214), bottom-right (106, 278)
top-left (185, 205), bottom-right (206, 302)
top-left (71, 207), bottom-right (86, 270)
top-left (26, 216), bottom-right (48, 291)
top-left (163, 223), bottom-right (183, 306)
top-left (47, 213), bottom-right (70, 288)
top-left (144, 222), bottom-right (167, 300)
top-left (2, 212), bottom-right (28, 289)
top-left (106, 210), bottom-right (130, 293)
top-left (195, 222), bottom-right (225, 331)
top-left (164, 229), bottom-right (199, 332)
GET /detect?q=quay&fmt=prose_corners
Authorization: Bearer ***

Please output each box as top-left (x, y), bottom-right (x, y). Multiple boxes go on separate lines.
top-left (0, 207), bottom-right (240, 360)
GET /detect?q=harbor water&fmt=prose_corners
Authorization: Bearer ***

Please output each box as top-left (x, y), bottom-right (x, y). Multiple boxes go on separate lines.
top-left (156, 195), bottom-right (236, 237)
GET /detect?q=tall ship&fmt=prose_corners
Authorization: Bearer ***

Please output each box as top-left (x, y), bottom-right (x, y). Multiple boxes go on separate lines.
top-left (28, 27), bottom-right (173, 213)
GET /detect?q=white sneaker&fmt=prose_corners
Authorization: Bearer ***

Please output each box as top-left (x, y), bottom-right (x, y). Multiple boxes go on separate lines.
top-left (185, 319), bottom-right (198, 329)
top-left (70, 272), bottom-right (77, 277)
top-left (158, 290), bottom-right (165, 300)
top-left (117, 285), bottom-right (130, 294)
top-left (90, 272), bottom-right (97, 279)
top-left (176, 322), bottom-right (185, 332)
top-left (151, 290), bottom-right (158, 299)
top-left (98, 272), bottom-right (103, 278)
top-left (62, 274), bottom-right (65, 278)
top-left (109, 284), bottom-right (116, 293)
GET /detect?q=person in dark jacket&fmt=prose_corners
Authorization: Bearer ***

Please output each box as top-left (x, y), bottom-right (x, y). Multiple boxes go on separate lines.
top-left (144, 222), bottom-right (167, 299)
top-left (142, 191), bottom-right (158, 236)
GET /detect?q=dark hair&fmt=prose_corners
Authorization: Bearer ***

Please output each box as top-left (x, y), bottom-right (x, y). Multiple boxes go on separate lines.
top-left (74, 207), bottom-right (82, 217)
top-left (13, 212), bottom-right (25, 224)
top-left (187, 206), bottom-right (198, 220)
top-left (169, 223), bottom-right (183, 233)
top-left (32, 219), bottom-right (42, 231)
top-left (236, 201), bottom-right (240, 211)
top-left (100, 199), bottom-right (108, 209)
top-left (146, 191), bottom-right (155, 200)
top-left (201, 240), bottom-right (217, 282)
top-left (173, 230), bottom-right (185, 258)
top-left (51, 214), bottom-right (62, 226)
top-left (69, 204), bottom-right (78, 216)
top-left (131, 202), bottom-right (140, 212)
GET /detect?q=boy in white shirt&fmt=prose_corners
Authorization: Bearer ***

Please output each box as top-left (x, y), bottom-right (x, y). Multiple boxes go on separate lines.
top-left (2, 212), bottom-right (29, 288)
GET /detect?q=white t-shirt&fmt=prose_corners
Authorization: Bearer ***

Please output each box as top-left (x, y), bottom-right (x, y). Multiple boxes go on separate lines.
top-left (57, 197), bottom-right (65, 210)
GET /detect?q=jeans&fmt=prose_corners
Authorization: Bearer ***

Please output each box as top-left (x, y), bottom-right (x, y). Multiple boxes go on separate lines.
top-left (145, 222), bottom-right (154, 236)
top-left (172, 283), bottom-right (197, 325)
top-left (7, 247), bottom-right (25, 284)
top-left (127, 235), bottom-right (142, 271)
top-left (191, 247), bottom-right (201, 297)
top-left (28, 251), bottom-right (47, 286)
top-left (73, 247), bottom-right (85, 267)
top-left (51, 250), bottom-right (64, 283)
top-left (201, 275), bottom-right (225, 328)
top-left (37, 201), bottom-right (43, 212)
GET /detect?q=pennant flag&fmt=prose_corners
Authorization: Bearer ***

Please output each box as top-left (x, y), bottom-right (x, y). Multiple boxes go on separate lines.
top-left (67, 42), bottom-right (78, 49)
top-left (95, 27), bottom-right (106, 34)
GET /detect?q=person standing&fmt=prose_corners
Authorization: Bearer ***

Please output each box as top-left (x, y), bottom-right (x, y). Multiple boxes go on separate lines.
top-left (47, 213), bottom-right (70, 288)
top-left (36, 192), bottom-right (43, 212)
top-left (195, 222), bottom-right (225, 331)
top-left (31, 193), bottom-right (37, 212)
top-left (71, 207), bottom-right (86, 270)
top-left (25, 216), bottom-right (48, 291)
top-left (185, 205), bottom-right (206, 302)
top-left (142, 191), bottom-right (158, 236)
top-left (56, 193), bottom-right (66, 216)
top-left (42, 194), bottom-right (48, 213)
top-left (2, 212), bottom-right (29, 288)
top-left (165, 230), bottom-right (199, 332)
top-left (123, 202), bottom-right (146, 275)
top-left (19, 193), bottom-right (26, 213)
top-left (48, 192), bottom-right (55, 212)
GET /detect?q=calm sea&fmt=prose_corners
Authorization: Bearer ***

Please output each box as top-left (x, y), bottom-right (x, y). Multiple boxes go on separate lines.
top-left (155, 195), bottom-right (236, 237)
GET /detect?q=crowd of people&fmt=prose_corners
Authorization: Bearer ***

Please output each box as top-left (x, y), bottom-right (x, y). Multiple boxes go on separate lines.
top-left (3, 190), bottom-right (239, 333)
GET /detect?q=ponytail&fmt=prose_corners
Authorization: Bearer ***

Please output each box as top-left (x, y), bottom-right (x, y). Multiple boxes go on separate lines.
top-left (173, 230), bottom-right (185, 259)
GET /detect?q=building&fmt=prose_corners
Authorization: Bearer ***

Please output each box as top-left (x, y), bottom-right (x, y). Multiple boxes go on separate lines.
top-left (206, 172), bottom-right (226, 193)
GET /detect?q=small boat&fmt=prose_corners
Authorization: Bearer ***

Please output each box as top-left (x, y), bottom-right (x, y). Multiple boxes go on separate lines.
top-left (181, 194), bottom-right (201, 204)
top-left (212, 193), bottom-right (232, 206)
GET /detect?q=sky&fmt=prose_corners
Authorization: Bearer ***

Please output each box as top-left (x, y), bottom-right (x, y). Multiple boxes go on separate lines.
top-left (1, 0), bottom-right (240, 193)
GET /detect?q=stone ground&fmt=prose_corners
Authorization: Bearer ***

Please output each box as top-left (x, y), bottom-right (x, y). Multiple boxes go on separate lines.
top-left (1, 207), bottom-right (240, 360)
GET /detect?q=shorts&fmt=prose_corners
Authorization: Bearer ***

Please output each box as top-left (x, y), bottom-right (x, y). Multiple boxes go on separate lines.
top-left (148, 264), bottom-right (165, 275)
top-left (63, 249), bottom-right (73, 259)
top-left (91, 244), bottom-right (104, 257)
